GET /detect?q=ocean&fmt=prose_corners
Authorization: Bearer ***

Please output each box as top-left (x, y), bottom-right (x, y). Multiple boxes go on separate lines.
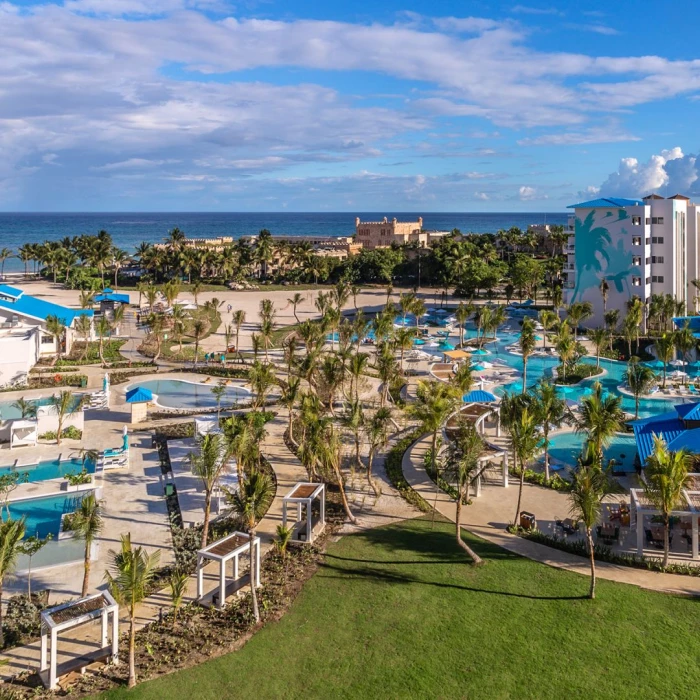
top-left (0, 211), bottom-right (568, 272)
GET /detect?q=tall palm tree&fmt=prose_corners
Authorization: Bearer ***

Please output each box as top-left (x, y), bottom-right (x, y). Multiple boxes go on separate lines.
top-left (643, 436), bottom-right (691, 567)
top-left (79, 290), bottom-right (95, 309)
top-left (365, 407), bottom-right (392, 496)
top-left (588, 327), bottom-right (608, 369)
top-left (45, 314), bottom-right (66, 366)
top-left (455, 302), bottom-right (470, 348)
top-left (569, 444), bottom-right (609, 599)
top-left (509, 406), bottom-right (541, 526)
top-left (191, 318), bottom-right (208, 367)
top-left (519, 317), bottom-right (537, 395)
top-left (576, 381), bottom-right (624, 460)
top-left (320, 425), bottom-right (357, 524)
top-left (94, 315), bottom-right (112, 367)
top-left (189, 433), bottom-right (229, 548)
top-left (675, 322), bottom-right (695, 376)
top-left (532, 380), bottom-right (566, 480)
top-left (444, 422), bottom-right (485, 565)
top-left (279, 378), bottom-right (300, 445)
top-left (623, 357), bottom-right (657, 419)
top-left (12, 396), bottom-right (37, 419)
top-left (599, 278), bottom-right (610, 313)
top-left (393, 327), bottom-right (416, 373)
top-left (604, 309), bottom-right (620, 349)
top-left (554, 320), bottom-right (575, 381)
top-left (50, 390), bottom-right (80, 444)
top-left (105, 533), bottom-right (161, 688)
top-left (227, 470), bottom-right (274, 623)
top-left (287, 292), bottom-right (305, 324)
top-left (72, 493), bottom-right (103, 596)
top-left (566, 301), bottom-right (593, 332)
top-left (0, 247), bottom-right (14, 280)
top-left (111, 248), bottom-right (130, 289)
top-left (654, 333), bottom-right (676, 389)
top-left (232, 309), bottom-right (246, 362)
top-left (538, 309), bottom-right (557, 351)
top-left (0, 517), bottom-right (25, 647)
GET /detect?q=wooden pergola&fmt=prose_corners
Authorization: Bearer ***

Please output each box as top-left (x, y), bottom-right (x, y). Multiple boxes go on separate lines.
top-left (39, 591), bottom-right (119, 690)
top-left (196, 531), bottom-right (261, 609)
top-left (282, 482), bottom-right (326, 544)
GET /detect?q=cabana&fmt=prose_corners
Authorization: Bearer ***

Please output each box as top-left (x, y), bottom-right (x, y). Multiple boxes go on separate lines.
top-left (94, 289), bottom-right (130, 314)
top-left (282, 482), bottom-right (326, 544)
top-left (39, 591), bottom-right (119, 690)
top-left (194, 416), bottom-right (222, 438)
top-left (125, 386), bottom-right (153, 423)
top-left (9, 418), bottom-right (38, 449)
top-left (196, 532), bottom-right (261, 609)
top-left (443, 349), bottom-right (470, 362)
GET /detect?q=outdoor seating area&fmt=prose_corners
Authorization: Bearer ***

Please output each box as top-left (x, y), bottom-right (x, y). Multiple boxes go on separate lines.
top-left (282, 482), bottom-right (326, 543)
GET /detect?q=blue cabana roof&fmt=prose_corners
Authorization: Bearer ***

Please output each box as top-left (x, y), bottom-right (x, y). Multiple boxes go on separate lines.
top-left (673, 316), bottom-right (700, 331)
top-left (95, 291), bottom-right (130, 304)
top-left (567, 197), bottom-right (644, 209)
top-left (631, 401), bottom-right (700, 464)
top-left (125, 387), bottom-right (153, 403)
top-left (0, 287), bottom-right (93, 326)
top-left (463, 390), bottom-right (497, 403)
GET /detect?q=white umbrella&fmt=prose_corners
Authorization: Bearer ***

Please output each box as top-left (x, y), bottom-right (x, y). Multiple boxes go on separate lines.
top-left (670, 359), bottom-right (685, 367)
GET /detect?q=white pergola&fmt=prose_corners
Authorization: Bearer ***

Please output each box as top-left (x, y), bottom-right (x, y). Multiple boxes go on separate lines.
top-left (282, 483), bottom-right (326, 544)
top-left (631, 488), bottom-right (700, 559)
top-left (196, 531), bottom-right (261, 609)
top-left (9, 419), bottom-right (38, 449)
top-left (39, 591), bottom-right (119, 691)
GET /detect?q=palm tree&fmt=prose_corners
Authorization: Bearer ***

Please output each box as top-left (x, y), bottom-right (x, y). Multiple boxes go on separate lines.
top-left (365, 407), bottom-right (392, 496)
top-left (168, 569), bottom-right (189, 627)
top-left (0, 517), bottom-right (25, 647)
top-left (51, 390), bottom-right (80, 444)
top-left (287, 292), bottom-right (305, 324)
top-left (233, 310), bottom-right (246, 362)
top-left (17, 244), bottom-right (33, 278)
top-left (643, 436), bottom-right (691, 567)
top-left (588, 327), bottom-right (608, 369)
top-left (555, 321), bottom-right (575, 381)
top-left (604, 309), bottom-right (620, 349)
top-left (599, 278), bottom-right (610, 313)
top-left (12, 396), bottom-right (37, 419)
top-left (45, 315), bottom-right (66, 366)
top-left (189, 433), bottom-right (229, 548)
top-left (455, 302), bottom-right (470, 347)
top-left (227, 470), bottom-right (274, 622)
top-left (509, 406), bottom-right (541, 526)
top-left (191, 318), bottom-right (208, 367)
top-left (248, 360), bottom-right (276, 409)
top-left (576, 381), bottom-right (624, 460)
top-left (624, 357), bottom-right (657, 419)
top-left (79, 290), bottom-right (95, 309)
top-left (73, 314), bottom-right (93, 361)
top-left (532, 381), bottom-right (566, 481)
top-left (566, 301), bottom-right (593, 332)
top-left (95, 316), bottom-right (112, 367)
top-left (444, 422), bottom-right (485, 565)
top-left (654, 333), bottom-right (676, 389)
top-left (280, 378), bottom-right (300, 445)
top-left (0, 247), bottom-right (13, 279)
top-left (111, 248), bottom-right (130, 288)
top-left (210, 380), bottom-right (228, 420)
top-left (394, 327), bottom-right (416, 373)
top-left (18, 533), bottom-right (52, 599)
top-left (348, 352), bottom-right (369, 402)
top-left (320, 425), bottom-right (357, 525)
top-left (538, 309), bottom-right (557, 351)
top-left (569, 444), bottom-right (608, 599)
top-left (519, 317), bottom-right (537, 395)
top-left (675, 322), bottom-right (695, 376)
top-left (105, 533), bottom-right (161, 688)
top-left (72, 492), bottom-right (103, 596)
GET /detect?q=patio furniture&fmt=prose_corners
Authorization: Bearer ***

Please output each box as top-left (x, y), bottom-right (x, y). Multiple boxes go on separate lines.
top-left (597, 523), bottom-right (619, 544)
top-left (556, 518), bottom-right (577, 535)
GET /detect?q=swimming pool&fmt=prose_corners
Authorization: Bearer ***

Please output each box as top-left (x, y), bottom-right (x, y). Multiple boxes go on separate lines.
top-left (5, 491), bottom-right (90, 539)
top-left (130, 379), bottom-right (251, 410)
top-left (0, 456), bottom-right (95, 483)
top-left (0, 395), bottom-right (83, 421)
top-left (546, 432), bottom-right (638, 473)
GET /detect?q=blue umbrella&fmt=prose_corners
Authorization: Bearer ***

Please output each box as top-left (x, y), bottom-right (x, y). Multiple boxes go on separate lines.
top-left (473, 363), bottom-right (486, 372)
top-left (557, 386), bottom-right (575, 395)
top-left (439, 341), bottom-right (455, 351)
top-left (644, 359), bottom-right (665, 369)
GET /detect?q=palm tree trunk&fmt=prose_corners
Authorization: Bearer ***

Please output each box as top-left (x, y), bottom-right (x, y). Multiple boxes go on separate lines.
top-left (513, 459), bottom-right (526, 526)
top-left (288, 408), bottom-right (295, 446)
top-left (128, 613), bottom-right (136, 688)
top-left (456, 485), bottom-right (482, 564)
top-left (332, 460), bottom-right (356, 524)
top-left (587, 528), bottom-right (596, 599)
top-left (522, 356), bottom-right (527, 395)
top-left (663, 515), bottom-right (670, 568)
top-left (0, 580), bottom-right (4, 647)
top-left (201, 492), bottom-right (212, 548)
top-left (82, 542), bottom-right (91, 597)
top-left (367, 450), bottom-right (380, 497)
top-left (249, 530), bottom-right (260, 623)
top-left (543, 427), bottom-right (550, 481)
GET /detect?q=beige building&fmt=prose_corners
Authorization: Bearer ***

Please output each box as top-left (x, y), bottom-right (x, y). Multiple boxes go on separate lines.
top-left (355, 216), bottom-right (448, 249)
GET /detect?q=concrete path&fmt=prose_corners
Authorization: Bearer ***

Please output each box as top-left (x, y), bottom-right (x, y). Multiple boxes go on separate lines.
top-left (402, 432), bottom-right (700, 597)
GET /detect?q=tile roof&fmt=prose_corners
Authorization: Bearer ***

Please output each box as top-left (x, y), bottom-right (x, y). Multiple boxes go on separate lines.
top-left (567, 197), bottom-right (644, 209)
top-left (0, 287), bottom-right (93, 326)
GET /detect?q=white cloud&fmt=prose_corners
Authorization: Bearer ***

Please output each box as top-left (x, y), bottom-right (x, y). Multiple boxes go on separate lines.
top-left (567, 23), bottom-right (619, 36)
top-left (519, 186), bottom-right (538, 200)
top-left (596, 147), bottom-right (700, 197)
top-left (511, 5), bottom-right (563, 16)
top-left (518, 123), bottom-right (640, 146)
top-left (432, 16), bottom-right (501, 33)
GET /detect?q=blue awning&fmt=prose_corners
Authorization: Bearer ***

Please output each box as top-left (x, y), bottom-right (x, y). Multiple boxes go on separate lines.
top-left (125, 387), bottom-right (153, 403)
top-left (95, 292), bottom-right (130, 304)
top-left (463, 390), bottom-right (497, 403)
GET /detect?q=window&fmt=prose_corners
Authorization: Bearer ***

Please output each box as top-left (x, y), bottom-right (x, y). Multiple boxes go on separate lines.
top-left (632, 277), bottom-right (641, 287)
top-left (632, 236), bottom-right (641, 246)
top-left (652, 275), bottom-right (665, 283)
top-left (646, 217), bottom-right (651, 225)
top-left (646, 277), bottom-right (651, 284)
top-left (645, 257), bottom-right (651, 264)
top-left (652, 256), bottom-right (664, 264)
top-left (651, 236), bottom-right (665, 244)
top-left (41, 335), bottom-right (53, 344)
top-left (645, 237), bottom-right (651, 245)
top-left (651, 217), bottom-right (665, 225)
top-left (633, 256), bottom-right (641, 266)
top-left (632, 216), bottom-right (641, 225)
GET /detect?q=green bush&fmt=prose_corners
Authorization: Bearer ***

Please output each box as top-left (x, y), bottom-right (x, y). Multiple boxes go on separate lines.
top-left (38, 431), bottom-right (57, 440)
top-left (61, 426), bottom-right (83, 440)
top-left (2, 595), bottom-right (42, 649)
top-left (510, 466), bottom-right (571, 491)
top-left (65, 469), bottom-right (92, 486)
top-left (554, 363), bottom-right (603, 385)
top-left (384, 430), bottom-right (431, 512)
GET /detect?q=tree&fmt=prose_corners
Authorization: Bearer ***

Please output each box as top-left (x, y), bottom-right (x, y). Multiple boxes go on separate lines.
top-left (569, 445), bottom-right (609, 599)
top-left (554, 321), bottom-right (575, 381)
top-left (12, 396), bottom-right (37, 420)
top-left (0, 247), bottom-right (13, 279)
top-left (189, 433), bottom-right (228, 548)
top-left (599, 278), bottom-right (610, 313)
top-left (227, 470), bottom-right (274, 623)
top-left (210, 380), bottom-right (228, 419)
top-left (654, 333), bottom-right (676, 389)
top-left (604, 309), bottom-right (620, 350)
top-left (444, 422), bottom-right (486, 564)
top-left (365, 407), bottom-right (392, 496)
top-left (538, 309), bottom-right (557, 352)
top-left (566, 301), bottom-right (593, 331)
top-left (532, 380), bottom-right (566, 481)
top-left (71, 492), bottom-right (103, 596)
top-left (95, 315), bottom-right (112, 367)
top-left (50, 390), bottom-right (80, 444)
top-left (105, 534), bottom-right (161, 688)
top-left (233, 310), bottom-right (246, 362)
top-left (74, 314), bottom-right (93, 361)
top-left (576, 381), bottom-right (624, 460)
top-left (519, 317), bottom-right (537, 395)
top-left (509, 406), bottom-right (541, 526)
top-left (280, 377), bottom-right (300, 446)
top-left (168, 569), bottom-right (189, 627)
top-left (623, 357), bottom-right (657, 420)
top-left (287, 292), bottom-right (305, 324)
top-left (588, 327), bottom-right (608, 369)
top-left (248, 360), bottom-right (276, 409)
top-left (0, 517), bottom-right (25, 646)
top-left (643, 436), bottom-right (691, 567)
top-left (18, 533), bottom-right (51, 599)
top-left (45, 315), bottom-right (66, 366)
top-left (394, 327), bottom-right (416, 373)
top-left (191, 318), bottom-right (208, 367)
top-left (320, 425), bottom-right (357, 525)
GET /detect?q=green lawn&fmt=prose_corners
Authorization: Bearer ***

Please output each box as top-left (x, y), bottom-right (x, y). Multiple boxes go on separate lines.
top-left (103, 517), bottom-right (700, 699)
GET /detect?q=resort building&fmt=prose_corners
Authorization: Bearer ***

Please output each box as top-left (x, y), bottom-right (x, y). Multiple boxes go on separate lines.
top-left (355, 216), bottom-right (449, 250)
top-left (0, 285), bottom-right (93, 374)
top-left (563, 195), bottom-right (700, 328)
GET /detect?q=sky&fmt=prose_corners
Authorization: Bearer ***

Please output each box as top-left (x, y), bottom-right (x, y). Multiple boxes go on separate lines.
top-left (2, 0), bottom-right (700, 212)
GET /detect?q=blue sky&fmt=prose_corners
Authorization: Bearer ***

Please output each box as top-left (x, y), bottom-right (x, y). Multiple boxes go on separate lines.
top-left (2, 0), bottom-right (700, 211)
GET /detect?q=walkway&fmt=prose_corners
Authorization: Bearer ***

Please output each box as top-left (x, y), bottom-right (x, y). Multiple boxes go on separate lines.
top-left (402, 432), bottom-right (700, 597)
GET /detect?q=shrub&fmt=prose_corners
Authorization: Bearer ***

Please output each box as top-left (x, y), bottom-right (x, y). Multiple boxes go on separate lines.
top-left (61, 426), bottom-right (83, 440)
top-left (38, 431), bottom-right (57, 441)
top-left (384, 430), bottom-right (431, 512)
top-left (554, 363), bottom-right (603, 385)
top-left (65, 469), bottom-right (92, 486)
top-left (2, 595), bottom-right (42, 648)
top-left (510, 466), bottom-right (571, 491)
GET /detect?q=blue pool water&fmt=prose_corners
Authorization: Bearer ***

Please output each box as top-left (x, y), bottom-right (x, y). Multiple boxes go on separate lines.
top-left (0, 457), bottom-right (95, 483)
top-left (5, 492), bottom-right (90, 539)
top-left (546, 432), bottom-right (638, 473)
top-left (131, 379), bottom-right (250, 409)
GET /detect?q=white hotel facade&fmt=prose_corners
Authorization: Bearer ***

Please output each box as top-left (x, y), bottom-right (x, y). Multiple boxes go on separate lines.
top-left (563, 194), bottom-right (700, 329)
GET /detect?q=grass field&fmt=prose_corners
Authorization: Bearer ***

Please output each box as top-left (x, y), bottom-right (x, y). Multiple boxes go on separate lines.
top-left (103, 517), bottom-right (700, 699)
